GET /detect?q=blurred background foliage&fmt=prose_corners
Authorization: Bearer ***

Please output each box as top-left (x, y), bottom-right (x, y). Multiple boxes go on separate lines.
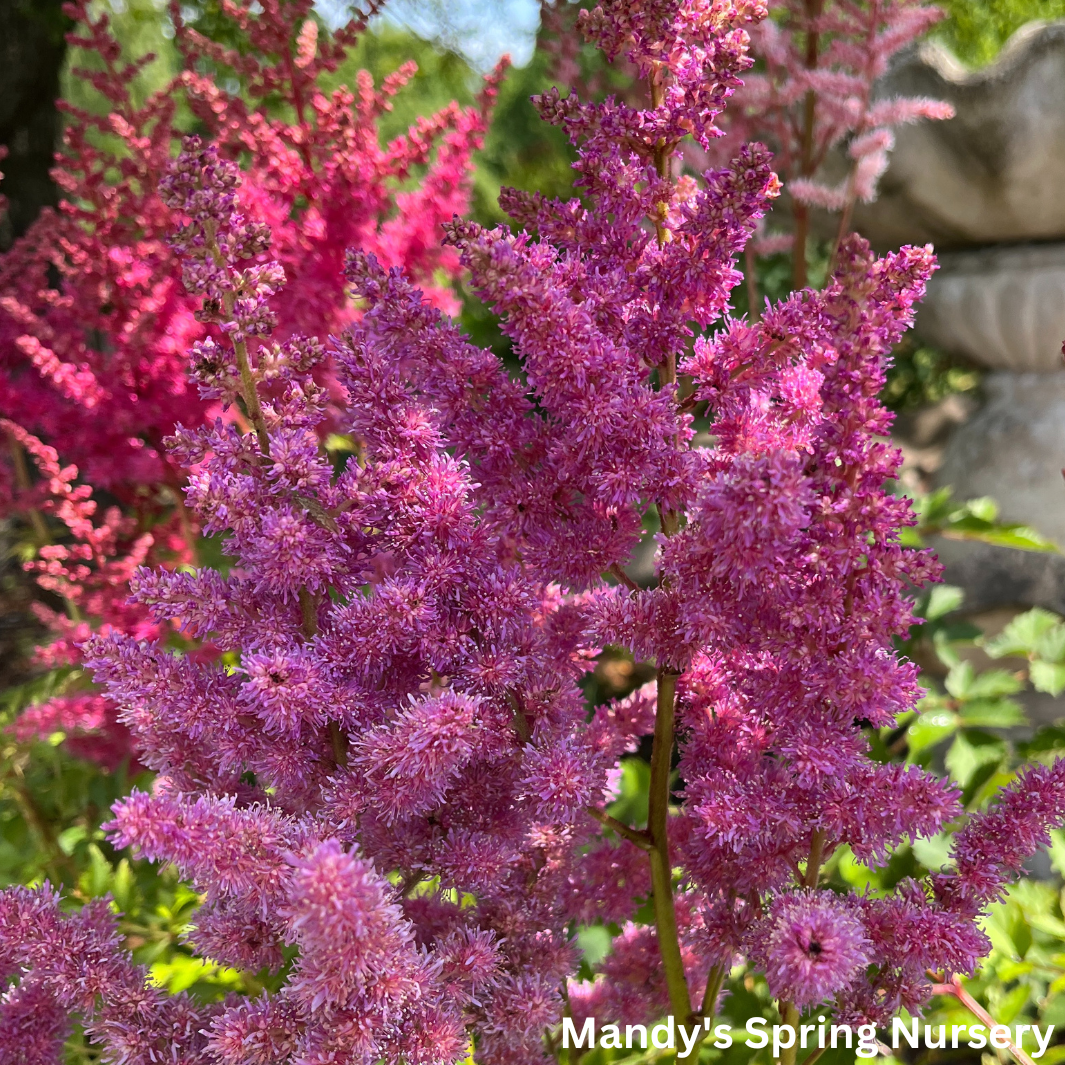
top-left (4, 0), bottom-right (1065, 1060)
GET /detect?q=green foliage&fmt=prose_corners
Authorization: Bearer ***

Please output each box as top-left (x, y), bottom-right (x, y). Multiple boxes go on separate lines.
top-left (853, 586), bottom-right (1065, 1061)
top-left (903, 487), bottom-right (1060, 554)
top-left (881, 336), bottom-right (982, 414)
top-left (63, 0), bottom-right (180, 115)
top-left (934, 0), bottom-right (1065, 68)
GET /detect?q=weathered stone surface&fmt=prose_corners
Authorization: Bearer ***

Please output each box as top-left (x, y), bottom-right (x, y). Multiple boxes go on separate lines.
top-left (933, 537), bottom-right (1065, 617)
top-left (915, 243), bottom-right (1065, 371)
top-left (849, 20), bottom-right (1065, 251)
top-left (935, 371), bottom-right (1065, 545)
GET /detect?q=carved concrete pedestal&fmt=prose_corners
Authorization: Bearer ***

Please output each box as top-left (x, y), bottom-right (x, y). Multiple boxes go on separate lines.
top-left (935, 373), bottom-right (1065, 545)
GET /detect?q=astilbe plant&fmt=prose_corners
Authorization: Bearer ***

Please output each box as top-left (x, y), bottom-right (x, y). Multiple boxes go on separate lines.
top-left (3, 1), bottom-right (1065, 1063)
top-left (538, 0), bottom-right (954, 294)
top-left (0, 0), bottom-right (497, 761)
top-left (708, 0), bottom-right (955, 289)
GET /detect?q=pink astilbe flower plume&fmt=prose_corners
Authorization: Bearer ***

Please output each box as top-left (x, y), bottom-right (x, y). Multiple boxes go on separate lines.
top-left (2, 2), bottom-right (1064, 1063)
top-left (0, 0), bottom-right (498, 766)
top-left (704, 0), bottom-right (954, 287)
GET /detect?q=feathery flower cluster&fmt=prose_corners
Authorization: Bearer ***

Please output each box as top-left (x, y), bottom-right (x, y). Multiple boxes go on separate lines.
top-left (0, 0), bottom-right (496, 761)
top-left (1, 1), bottom-right (1063, 1063)
top-left (707, 0), bottom-right (954, 285)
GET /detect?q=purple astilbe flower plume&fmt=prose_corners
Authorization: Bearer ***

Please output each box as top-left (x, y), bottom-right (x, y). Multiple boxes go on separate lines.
top-left (2, 1), bottom-right (1065, 1062)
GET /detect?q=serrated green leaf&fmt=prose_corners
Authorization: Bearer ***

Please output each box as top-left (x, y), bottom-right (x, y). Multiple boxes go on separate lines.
top-left (1033, 661), bottom-right (1065, 696)
top-left (79, 844), bottom-right (112, 899)
top-left (986, 609), bottom-right (1063, 659)
top-left (1037, 624), bottom-right (1065, 664)
top-left (944, 660), bottom-right (975, 699)
top-left (967, 669), bottom-right (1025, 699)
top-left (958, 698), bottom-right (1027, 728)
top-left (112, 859), bottom-right (134, 913)
top-left (57, 824), bottom-right (89, 856)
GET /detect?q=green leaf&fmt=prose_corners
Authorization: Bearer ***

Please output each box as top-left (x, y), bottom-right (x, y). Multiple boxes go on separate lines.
top-left (986, 609), bottom-right (1063, 659)
top-left (1049, 831), bottom-right (1065, 880)
top-left (907, 709), bottom-right (958, 757)
top-left (1032, 661), bottom-right (1065, 696)
top-left (111, 859), bottom-right (135, 913)
top-left (79, 844), bottom-right (112, 899)
top-left (149, 954), bottom-right (239, 995)
top-left (944, 660), bottom-right (975, 699)
top-left (962, 497), bottom-right (999, 523)
top-left (995, 959), bottom-right (1035, 983)
top-left (607, 758), bottom-right (649, 829)
top-left (1020, 726), bottom-right (1065, 759)
top-left (1030, 912), bottom-right (1065, 939)
top-left (966, 669), bottom-right (1024, 699)
top-left (995, 983), bottom-right (1033, 1024)
top-left (932, 628), bottom-right (964, 668)
top-left (958, 698), bottom-right (1027, 728)
top-left (577, 925), bottom-right (613, 967)
top-left (942, 510), bottom-right (1059, 553)
top-left (918, 585), bottom-right (965, 622)
top-left (946, 732), bottom-right (1006, 786)
top-left (57, 824), bottom-right (89, 856)
top-left (1037, 624), bottom-right (1065, 664)
top-left (912, 833), bottom-right (952, 871)
top-left (912, 486), bottom-right (957, 528)
top-left (1032, 1048), bottom-right (1065, 1065)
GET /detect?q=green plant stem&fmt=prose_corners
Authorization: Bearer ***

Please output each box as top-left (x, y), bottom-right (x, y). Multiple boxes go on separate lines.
top-left (778, 1002), bottom-right (800, 1065)
top-left (701, 962), bottom-right (725, 1020)
top-left (803, 827), bottom-right (826, 888)
top-left (669, 961), bottom-right (728, 1064)
top-left (648, 667), bottom-right (692, 1027)
top-left (587, 806), bottom-right (652, 851)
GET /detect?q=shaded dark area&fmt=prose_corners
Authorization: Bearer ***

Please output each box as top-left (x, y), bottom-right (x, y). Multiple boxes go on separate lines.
top-left (0, 0), bottom-right (69, 248)
top-left (0, 0), bottom-right (68, 682)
